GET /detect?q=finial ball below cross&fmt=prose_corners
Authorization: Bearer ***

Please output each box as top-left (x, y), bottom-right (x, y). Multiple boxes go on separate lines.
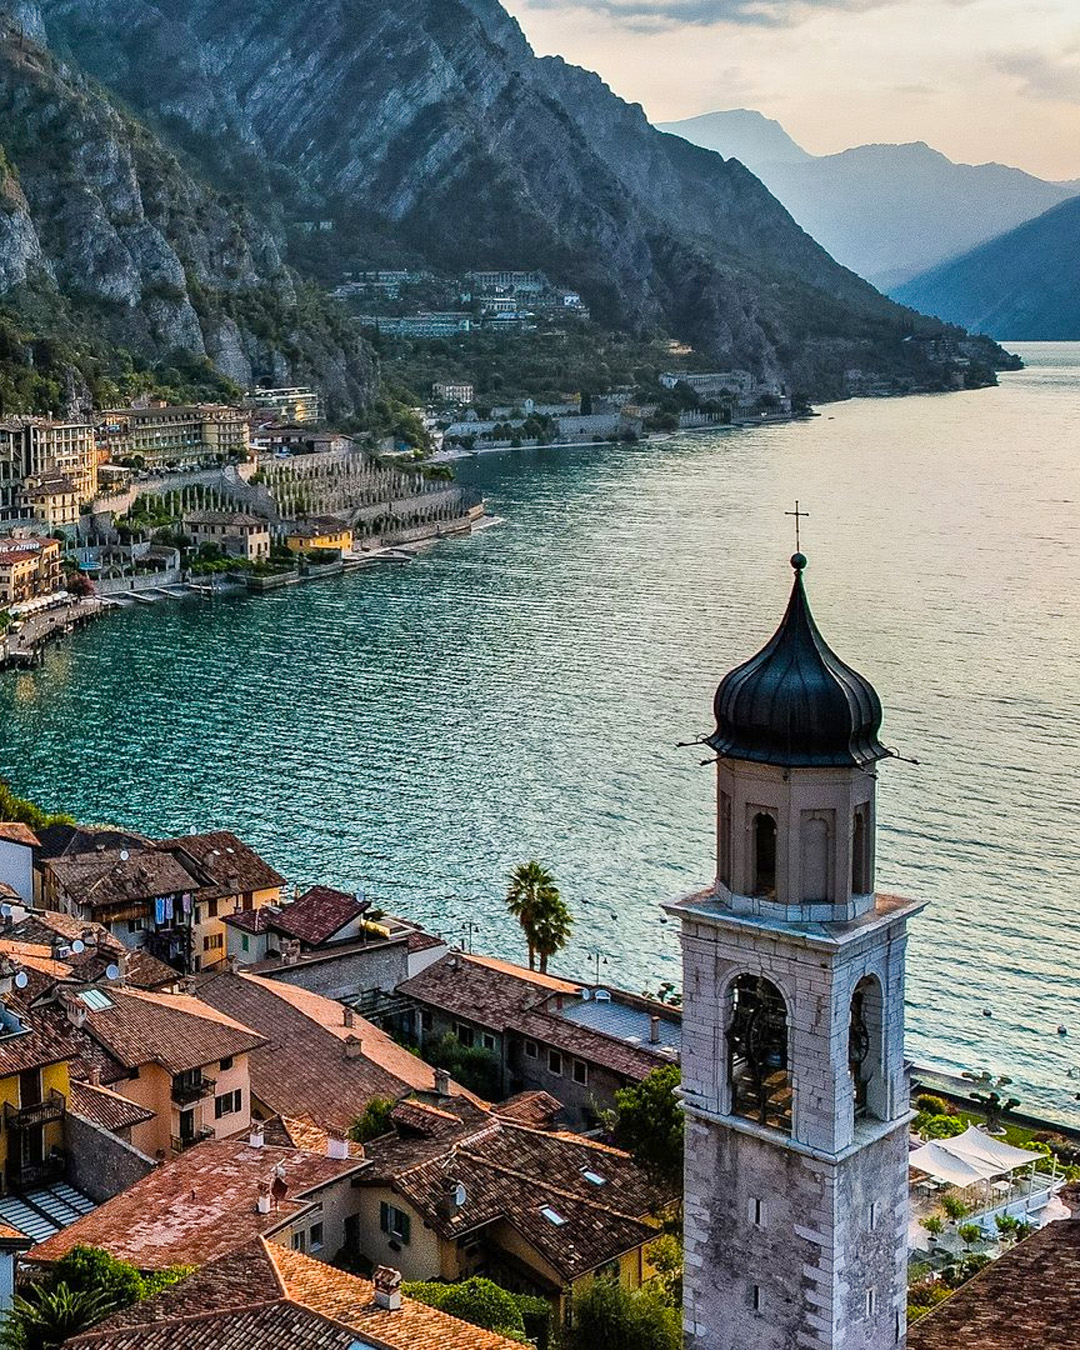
top-left (785, 500), bottom-right (809, 570)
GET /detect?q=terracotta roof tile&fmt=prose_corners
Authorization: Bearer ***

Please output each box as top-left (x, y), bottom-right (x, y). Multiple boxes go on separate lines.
top-left (271, 887), bottom-right (365, 945)
top-left (62, 1238), bottom-right (524, 1350)
top-left (75, 987), bottom-right (267, 1075)
top-left (364, 1112), bottom-right (671, 1282)
top-left (492, 1090), bottom-right (564, 1128)
top-left (31, 1136), bottom-right (365, 1270)
top-left (0, 1007), bottom-right (78, 1076)
top-left (69, 1080), bottom-right (155, 1133)
top-left (0, 821), bottom-right (39, 846)
top-left (193, 972), bottom-right (475, 1134)
top-left (158, 832), bottom-right (285, 900)
top-left (908, 1220), bottom-right (1080, 1349)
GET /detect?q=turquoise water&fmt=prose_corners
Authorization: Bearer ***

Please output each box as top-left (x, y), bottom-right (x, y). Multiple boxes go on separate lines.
top-left (2, 343), bottom-right (1079, 1118)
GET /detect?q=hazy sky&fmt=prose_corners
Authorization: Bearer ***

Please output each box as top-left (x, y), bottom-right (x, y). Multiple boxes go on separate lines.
top-left (503, 0), bottom-right (1080, 179)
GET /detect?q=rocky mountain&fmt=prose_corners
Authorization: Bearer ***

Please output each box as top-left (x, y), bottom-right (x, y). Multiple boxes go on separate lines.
top-left (660, 111), bottom-right (1077, 291)
top-left (658, 109), bottom-right (812, 167)
top-left (18, 0), bottom-right (1009, 401)
top-left (0, 16), bottom-right (374, 415)
top-left (892, 196), bottom-right (1080, 341)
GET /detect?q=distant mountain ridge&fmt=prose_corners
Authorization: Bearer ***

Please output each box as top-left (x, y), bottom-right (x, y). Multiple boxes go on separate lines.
top-left (658, 109), bottom-right (1078, 290)
top-left (892, 196), bottom-right (1080, 340)
top-left (7, 0), bottom-right (1008, 402)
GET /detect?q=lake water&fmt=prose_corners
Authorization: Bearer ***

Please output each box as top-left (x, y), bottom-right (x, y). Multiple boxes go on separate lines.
top-left (2, 343), bottom-right (1079, 1119)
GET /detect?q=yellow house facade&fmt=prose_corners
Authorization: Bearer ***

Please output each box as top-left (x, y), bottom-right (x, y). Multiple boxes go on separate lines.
top-left (284, 520), bottom-right (354, 554)
top-left (0, 990), bottom-right (73, 1192)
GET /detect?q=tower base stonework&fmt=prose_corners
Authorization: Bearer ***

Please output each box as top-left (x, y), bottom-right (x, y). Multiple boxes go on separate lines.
top-left (683, 1111), bottom-right (909, 1349)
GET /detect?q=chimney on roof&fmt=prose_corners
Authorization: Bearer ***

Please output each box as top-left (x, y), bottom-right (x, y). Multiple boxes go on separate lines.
top-left (434, 1068), bottom-right (451, 1098)
top-left (87, 1065), bottom-right (101, 1087)
top-left (344, 1034), bottom-right (364, 1060)
top-left (271, 1168), bottom-right (289, 1207)
top-left (373, 1266), bottom-right (403, 1312)
top-left (226, 954), bottom-right (239, 973)
top-left (327, 1134), bottom-right (350, 1160)
top-left (0, 957), bottom-right (16, 997)
top-left (650, 1015), bottom-right (662, 1045)
top-left (256, 1182), bottom-right (272, 1215)
top-left (107, 952), bottom-right (126, 984)
top-left (437, 1176), bottom-right (467, 1220)
top-left (249, 1123), bottom-right (265, 1150)
top-left (81, 927), bottom-right (98, 948)
top-left (343, 1008), bottom-right (355, 1028)
top-left (61, 991), bottom-right (87, 1029)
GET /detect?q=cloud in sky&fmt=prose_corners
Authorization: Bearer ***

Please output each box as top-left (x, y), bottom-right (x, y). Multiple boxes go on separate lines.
top-left (521, 0), bottom-right (895, 29)
top-left (992, 47), bottom-right (1080, 103)
top-left (504, 0), bottom-right (1080, 178)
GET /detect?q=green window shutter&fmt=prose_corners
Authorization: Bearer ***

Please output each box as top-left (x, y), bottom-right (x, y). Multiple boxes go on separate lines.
top-left (380, 1201), bottom-right (389, 1233)
top-left (400, 1211), bottom-right (411, 1245)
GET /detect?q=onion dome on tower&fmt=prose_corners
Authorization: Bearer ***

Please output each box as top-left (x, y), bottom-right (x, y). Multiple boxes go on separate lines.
top-left (709, 553), bottom-right (889, 768)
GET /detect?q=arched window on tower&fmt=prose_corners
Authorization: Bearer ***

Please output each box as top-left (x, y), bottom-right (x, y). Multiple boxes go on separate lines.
top-left (752, 813), bottom-right (777, 898)
top-left (852, 809), bottom-right (870, 894)
top-left (848, 975), bottom-right (886, 1123)
top-left (727, 975), bottom-right (792, 1134)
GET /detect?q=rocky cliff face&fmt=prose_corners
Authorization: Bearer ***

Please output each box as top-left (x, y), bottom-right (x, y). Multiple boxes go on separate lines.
top-left (27, 0), bottom-right (1011, 397)
top-left (0, 19), bottom-right (374, 414)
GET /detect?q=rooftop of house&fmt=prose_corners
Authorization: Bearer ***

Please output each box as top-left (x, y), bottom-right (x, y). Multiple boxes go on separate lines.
top-left (908, 1216), bottom-right (1080, 1349)
top-left (68, 1079), bottom-right (156, 1133)
top-left (398, 952), bottom-right (679, 1081)
top-left (30, 1135), bottom-right (366, 1271)
top-left (284, 518), bottom-right (352, 538)
top-left (70, 986), bottom-right (267, 1076)
top-left (192, 971), bottom-right (476, 1135)
top-left (61, 1237), bottom-right (525, 1350)
top-left (3, 911), bottom-right (179, 989)
top-left (0, 999), bottom-right (78, 1077)
top-left (32, 823), bottom-right (151, 864)
top-left (362, 1099), bottom-right (671, 1284)
top-left (0, 821), bottom-right (40, 847)
top-left (222, 886), bottom-right (365, 946)
top-left (157, 832), bottom-right (284, 900)
top-left (43, 831), bottom-right (283, 915)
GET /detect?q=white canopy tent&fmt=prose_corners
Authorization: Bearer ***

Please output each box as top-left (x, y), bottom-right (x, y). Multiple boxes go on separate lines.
top-left (909, 1126), bottom-right (1044, 1186)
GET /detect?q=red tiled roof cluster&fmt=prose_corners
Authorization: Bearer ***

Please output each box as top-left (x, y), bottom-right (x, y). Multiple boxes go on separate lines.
top-left (62, 1238), bottom-right (524, 1349)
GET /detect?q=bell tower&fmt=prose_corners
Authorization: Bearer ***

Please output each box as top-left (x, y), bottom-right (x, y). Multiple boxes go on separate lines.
top-left (669, 552), bottom-right (924, 1349)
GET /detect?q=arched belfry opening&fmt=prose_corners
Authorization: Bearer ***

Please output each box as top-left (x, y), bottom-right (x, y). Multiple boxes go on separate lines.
top-left (752, 813), bottom-right (777, 898)
top-left (852, 808), bottom-right (870, 894)
top-left (727, 975), bottom-right (792, 1134)
top-left (849, 975), bottom-right (886, 1122)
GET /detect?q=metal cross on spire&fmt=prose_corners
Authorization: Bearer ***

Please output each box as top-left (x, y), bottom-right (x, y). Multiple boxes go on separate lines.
top-left (785, 500), bottom-right (809, 553)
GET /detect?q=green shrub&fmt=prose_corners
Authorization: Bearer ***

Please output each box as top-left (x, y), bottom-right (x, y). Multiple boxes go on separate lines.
top-left (915, 1094), bottom-right (949, 1116)
top-left (348, 1096), bottom-right (394, 1144)
top-left (403, 1278), bottom-right (525, 1338)
top-left (565, 1279), bottom-right (680, 1350)
top-left (942, 1193), bottom-right (968, 1221)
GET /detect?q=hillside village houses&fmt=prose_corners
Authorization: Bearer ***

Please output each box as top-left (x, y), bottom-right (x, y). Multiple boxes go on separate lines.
top-left (0, 534), bottom-right (61, 609)
top-left (95, 401), bottom-right (250, 469)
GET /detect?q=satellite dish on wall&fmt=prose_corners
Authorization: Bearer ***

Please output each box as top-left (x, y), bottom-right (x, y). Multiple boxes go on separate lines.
top-left (119, 850), bottom-right (129, 862)
top-left (105, 963), bottom-right (121, 980)
top-left (0, 904), bottom-right (11, 919)
top-left (14, 972), bottom-right (28, 989)
top-left (72, 939), bottom-right (85, 953)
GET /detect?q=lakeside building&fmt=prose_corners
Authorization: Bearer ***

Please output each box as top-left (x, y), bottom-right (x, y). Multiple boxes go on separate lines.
top-left (0, 418), bottom-right (97, 506)
top-left (355, 1094), bottom-right (673, 1317)
top-left (46, 985), bottom-right (266, 1158)
top-left (247, 386), bottom-right (322, 425)
top-left (39, 829), bottom-right (285, 975)
top-left (18, 473), bottom-right (78, 532)
top-left (465, 270), bottom-right (547, 296)
top-left (433, 381), bottom-right (474, 405)
top-left (671, 551), bottom-right (923, 1349)
top-left (0, 535), bottom-right (62, 609)
top-left (182, 509), bottom-right (272, 562)
top-left (251, 427), bottom-right (353, 456)
top-left (397, 952), bottom-right (680, 1129)
top-left (95, 402), bottom-right (250, 469)
top-left (283, 519), bottom-right (354, 554)
top-left (61, 1237), bottom-right (525, 1350)
top-left (220, 884), bottom-right (446, 1000)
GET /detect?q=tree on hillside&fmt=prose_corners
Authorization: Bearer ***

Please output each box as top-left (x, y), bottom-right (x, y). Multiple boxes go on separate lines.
top-left (565, 1279), bottom-right (680, 1350)
top-left (505, 861), bottom-right (566, 972)
top-left (609, 1063), bottom-right (684, 1193)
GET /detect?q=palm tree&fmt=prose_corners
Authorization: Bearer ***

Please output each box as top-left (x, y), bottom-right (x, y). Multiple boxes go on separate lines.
top-left (0, 1282), bottom-right (114, 1350)
top-left (532, 895), bottom-right (573, 974)
top-left (505, 861), bottom-right (563, 971)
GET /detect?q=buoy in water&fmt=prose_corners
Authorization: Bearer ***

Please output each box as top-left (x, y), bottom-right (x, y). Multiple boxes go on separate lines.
top-left (982, 1008), bottom-right (993, 1018)
top-left (1058, 1025), bottom-right (1068, 1036)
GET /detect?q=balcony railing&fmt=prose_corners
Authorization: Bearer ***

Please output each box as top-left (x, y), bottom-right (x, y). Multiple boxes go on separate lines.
top-left (171, 1075), bottom-right (214, 1106)
top-left (170, 1126), bottom-right (214, 1154)
top-left (4, 1089), bottom-right (66, 1131)
top-left (8, 1153), bottom-right (66, 1190)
